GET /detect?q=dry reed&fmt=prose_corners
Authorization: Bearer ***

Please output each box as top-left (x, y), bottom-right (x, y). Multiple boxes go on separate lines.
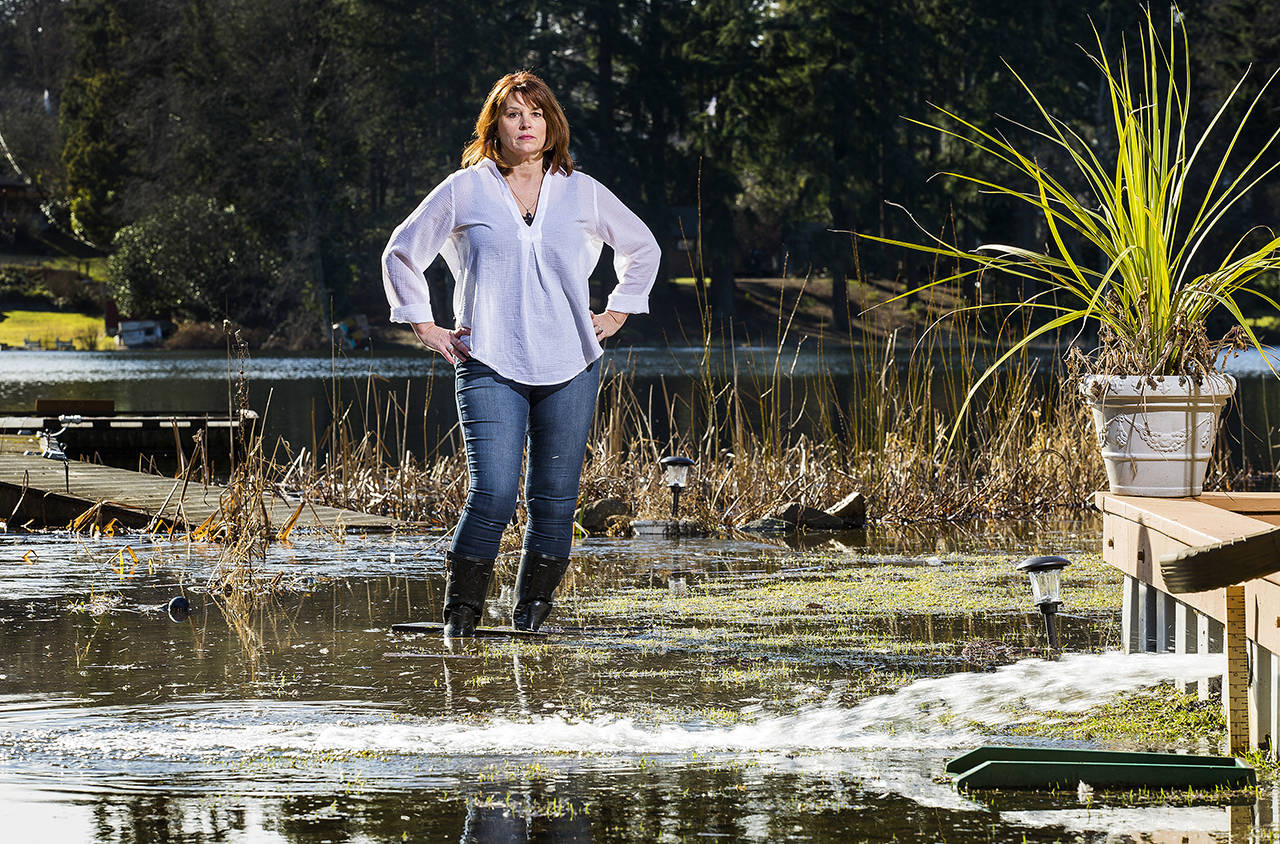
top-left (282, 278), bottom-right (1110, 539)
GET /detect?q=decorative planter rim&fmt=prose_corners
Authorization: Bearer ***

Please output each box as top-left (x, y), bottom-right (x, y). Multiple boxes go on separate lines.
top-left (1079, 372), bottom-right (1237, 400)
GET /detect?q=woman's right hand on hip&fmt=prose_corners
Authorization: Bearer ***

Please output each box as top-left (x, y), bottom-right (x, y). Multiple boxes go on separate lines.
top-left (412, 322), bottom-right (471, 365)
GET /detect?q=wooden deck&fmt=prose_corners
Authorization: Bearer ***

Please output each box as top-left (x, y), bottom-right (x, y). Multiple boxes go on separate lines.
top-left (0, 406), bottom-right (254, 468)
top-left (1098, 491), bottom-right (1280, 754)
top-left (0, 453), bottom-right (398, 532)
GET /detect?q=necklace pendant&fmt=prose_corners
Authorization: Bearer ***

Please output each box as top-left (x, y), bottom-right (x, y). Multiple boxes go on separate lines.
top-left (523, 211), bottom-right (534, 225)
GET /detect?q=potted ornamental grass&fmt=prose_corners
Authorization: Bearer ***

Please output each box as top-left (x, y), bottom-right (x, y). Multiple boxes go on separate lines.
top-left (866, 6), bottom-right (1280, 497)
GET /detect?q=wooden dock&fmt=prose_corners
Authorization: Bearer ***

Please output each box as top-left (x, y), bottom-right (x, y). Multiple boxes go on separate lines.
top-left (1099, 491), bottom-right (1280, 755)
top-left (0, 453), bottom-right (398, 532)
top-left (0, 399), bottom-right (255, 470)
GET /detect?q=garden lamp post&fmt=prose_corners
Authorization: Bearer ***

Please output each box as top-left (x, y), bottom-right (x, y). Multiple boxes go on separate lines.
top-left (659, 456), bottom-right (694, 518)
top-left (1017, 555), bottom-right (1070, 650)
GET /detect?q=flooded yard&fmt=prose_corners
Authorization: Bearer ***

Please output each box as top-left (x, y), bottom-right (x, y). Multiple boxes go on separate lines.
top-left (0, 518), bottom-right (1267, 841)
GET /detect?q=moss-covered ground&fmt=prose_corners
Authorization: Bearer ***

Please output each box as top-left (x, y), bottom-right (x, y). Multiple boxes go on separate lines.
top-left (563, 548), bottom-right (1122, 662)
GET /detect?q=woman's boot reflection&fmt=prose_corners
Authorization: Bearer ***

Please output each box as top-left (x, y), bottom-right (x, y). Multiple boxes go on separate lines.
top-left (459, 788), bottom-right (593, 843)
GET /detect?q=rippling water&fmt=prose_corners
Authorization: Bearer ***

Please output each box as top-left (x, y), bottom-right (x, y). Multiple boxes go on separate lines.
top-left (0, 519), bottom-right (1272, 842)
top-left (5, 345), bottom-right (1280, 474)
top-left (0, 346), bottom-right (866, 462)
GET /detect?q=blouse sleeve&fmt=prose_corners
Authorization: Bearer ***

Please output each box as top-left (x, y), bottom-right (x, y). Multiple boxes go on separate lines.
top-left (382, 175), bottom-right (456, 324)
top-left (592, 179), bottom-right (661, 314)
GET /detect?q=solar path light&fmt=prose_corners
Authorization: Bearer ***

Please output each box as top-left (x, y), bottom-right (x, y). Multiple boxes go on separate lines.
top-left (1017, 555), bottom-right (1070, 650)
top-left (659, 456), bottom-right (694, 518)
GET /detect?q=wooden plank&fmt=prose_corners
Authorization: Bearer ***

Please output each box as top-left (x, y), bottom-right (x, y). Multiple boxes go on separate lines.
top-left (34, 398), bottom-right (115, 414)
top-left (1251, 641), bottom-right (1272, 751)
top-left (1270, 651), bottom-right (1280, 759)
top-left (1155, 590), bottom-right (1175, 651)
top-left (1122, 573), bottom-right (1140, 653)
top-left (1227, 584), bottom-right (1250, 755)
top-left (1175, 601), bottom-right (1196, 654)
top-left (0, 453), bottom-right (398, 531)
top-left (1095, 493), bottom-right (1273, 549)
top-left (1200, 492), bottom-right (1280, 515)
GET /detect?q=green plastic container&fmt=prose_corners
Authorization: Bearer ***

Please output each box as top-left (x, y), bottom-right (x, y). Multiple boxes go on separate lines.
top-left (947, 746), bottom-right (1255, 790)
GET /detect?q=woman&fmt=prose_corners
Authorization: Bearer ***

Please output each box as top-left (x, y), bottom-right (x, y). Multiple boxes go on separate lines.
top-left (382, 71), bottom-right (660, 638)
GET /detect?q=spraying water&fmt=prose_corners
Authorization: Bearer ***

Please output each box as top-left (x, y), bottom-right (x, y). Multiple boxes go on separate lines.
top-left (0, 652), bottom-right (1223, 773)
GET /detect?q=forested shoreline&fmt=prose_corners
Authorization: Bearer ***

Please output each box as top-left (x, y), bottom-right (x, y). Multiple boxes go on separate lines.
top-left (1, 0), bottom-right (1277, 348)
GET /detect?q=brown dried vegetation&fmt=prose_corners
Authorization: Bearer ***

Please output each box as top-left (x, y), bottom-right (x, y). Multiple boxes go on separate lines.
top-left (284, 303), bottom-right (1112, 540)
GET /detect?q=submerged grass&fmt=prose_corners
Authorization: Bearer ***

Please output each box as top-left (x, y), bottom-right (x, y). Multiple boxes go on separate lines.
top-left (1010, 683), bottom-right (1227, 752)
top-left (473, 546), bottom-right (1124, 674)
top-left (573, 551), bottom-right (1120, 625)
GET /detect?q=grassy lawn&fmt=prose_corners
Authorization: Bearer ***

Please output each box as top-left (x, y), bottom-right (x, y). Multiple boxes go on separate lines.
top-left (0, 309), bottom-right (111, 349)
top-left (0, 253), bottom-right (108, 283)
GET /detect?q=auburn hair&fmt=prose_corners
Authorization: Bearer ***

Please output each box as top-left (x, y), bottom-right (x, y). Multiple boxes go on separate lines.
top-left (461, 71), bottom-right (574, 176)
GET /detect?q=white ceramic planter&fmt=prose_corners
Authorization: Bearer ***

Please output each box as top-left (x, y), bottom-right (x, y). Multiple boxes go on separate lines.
top-left (1080, 373), bottom-right (1236, 497)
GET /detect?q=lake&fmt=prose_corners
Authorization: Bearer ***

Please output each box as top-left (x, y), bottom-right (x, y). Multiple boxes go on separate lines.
top-left (3, 344), bottom-right (1280, 474)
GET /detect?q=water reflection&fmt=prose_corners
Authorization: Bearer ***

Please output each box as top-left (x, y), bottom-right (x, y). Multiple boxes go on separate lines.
top-left (0, 521), bottom-right (1267, 842)
top-left (0, 746), bottom-right (1254, 842)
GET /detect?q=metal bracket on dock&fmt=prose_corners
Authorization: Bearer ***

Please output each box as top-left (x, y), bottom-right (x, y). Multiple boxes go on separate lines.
top-left (23, 432), bottom-right (70, 492)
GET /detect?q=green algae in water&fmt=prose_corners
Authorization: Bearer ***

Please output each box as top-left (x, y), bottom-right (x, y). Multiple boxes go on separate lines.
top-left (567, 550), bottom-right (1120, 662)
top-left (1010, 683), bottom-right (1226, 750)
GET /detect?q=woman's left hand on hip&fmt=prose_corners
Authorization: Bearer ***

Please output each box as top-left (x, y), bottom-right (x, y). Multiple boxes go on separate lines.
top-left (592, 310), bottom-right (627, 341)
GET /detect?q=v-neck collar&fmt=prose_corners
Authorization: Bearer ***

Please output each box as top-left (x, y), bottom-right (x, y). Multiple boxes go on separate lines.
top-left (486, 158), bottom-right (551, 232)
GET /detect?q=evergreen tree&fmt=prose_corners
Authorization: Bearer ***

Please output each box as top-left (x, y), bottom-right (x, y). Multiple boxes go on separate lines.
top-left (58, 0), bottom-right (135, 246)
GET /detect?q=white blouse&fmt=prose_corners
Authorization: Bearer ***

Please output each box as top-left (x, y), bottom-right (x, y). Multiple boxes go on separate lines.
top-left (382, 158), bottom-right (661, 385)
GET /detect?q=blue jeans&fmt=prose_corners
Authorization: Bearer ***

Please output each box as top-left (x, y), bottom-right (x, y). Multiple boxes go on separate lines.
top-left (451, 357), bottom-right (600, 559)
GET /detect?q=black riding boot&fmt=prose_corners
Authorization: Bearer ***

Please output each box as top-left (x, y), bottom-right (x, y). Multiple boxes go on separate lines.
top-left (442, 550), bottom-right (495, 638)
top-left (512, 549), bottom-right (572, 632)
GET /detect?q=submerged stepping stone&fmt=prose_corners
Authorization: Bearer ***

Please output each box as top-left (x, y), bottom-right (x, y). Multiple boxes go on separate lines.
top-left (391, 621), bottom-right (547, 639)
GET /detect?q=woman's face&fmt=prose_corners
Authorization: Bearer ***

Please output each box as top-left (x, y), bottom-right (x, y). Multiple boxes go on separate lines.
top-left (496, 92), bottom-right (546, 164)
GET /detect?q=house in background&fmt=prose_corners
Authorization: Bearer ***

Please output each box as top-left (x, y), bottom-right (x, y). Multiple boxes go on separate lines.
top-left (115, 320), bottom-right (166, 348)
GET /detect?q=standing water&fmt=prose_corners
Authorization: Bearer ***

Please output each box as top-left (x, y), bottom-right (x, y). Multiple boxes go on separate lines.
top-left (6, 347), bottom-right (1280, 472)
top-left (0, 520), bottom-right (1268, 841)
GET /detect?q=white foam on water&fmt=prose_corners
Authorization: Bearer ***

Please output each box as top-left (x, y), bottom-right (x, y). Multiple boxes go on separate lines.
top-left (4, 651), bottom-right (1224, 761)
top-left (0, 651), bottom-right (1233, 819)
top-left (843, 650), bottom-right (1226, 738)
top-left (1001, 807), bottom-right (1230, 834)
